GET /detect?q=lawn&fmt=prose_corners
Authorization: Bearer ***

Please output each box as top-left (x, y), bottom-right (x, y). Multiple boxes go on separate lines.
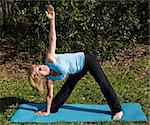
top-left (0, 48), bottom-right (149, 125)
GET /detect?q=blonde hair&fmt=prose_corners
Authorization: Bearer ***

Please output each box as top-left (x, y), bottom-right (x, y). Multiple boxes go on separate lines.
top-left (28, 65), bottom-right (46, 94)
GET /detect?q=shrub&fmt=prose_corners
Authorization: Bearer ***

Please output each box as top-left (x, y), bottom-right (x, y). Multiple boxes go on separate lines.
top-left (1, 0), bottom-right (149, 61)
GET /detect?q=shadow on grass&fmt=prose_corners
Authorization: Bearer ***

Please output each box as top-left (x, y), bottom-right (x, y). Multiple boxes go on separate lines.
top-left (0, 97), bottom-right (112, 116)
top-left (0, 97), bottom-right (34, 114)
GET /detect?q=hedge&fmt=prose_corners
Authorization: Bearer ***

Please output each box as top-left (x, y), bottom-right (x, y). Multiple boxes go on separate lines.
top-left (1, 0), bottom-right (149, 61)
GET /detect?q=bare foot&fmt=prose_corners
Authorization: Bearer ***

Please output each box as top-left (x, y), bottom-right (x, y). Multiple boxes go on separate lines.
top-left (112, 111), bottom-right (123, 120)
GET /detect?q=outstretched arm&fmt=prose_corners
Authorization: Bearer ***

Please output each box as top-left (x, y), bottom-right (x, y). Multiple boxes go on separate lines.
top-left (45, 5), bottom-right (57, 63)
top-left (35, 80), bottom-right (53, 116)
top-left (46, 80), bottom-right (53, 114)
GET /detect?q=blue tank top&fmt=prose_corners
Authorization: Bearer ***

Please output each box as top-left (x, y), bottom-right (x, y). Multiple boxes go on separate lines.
top-left (43, 52), bottom-right (85, 81)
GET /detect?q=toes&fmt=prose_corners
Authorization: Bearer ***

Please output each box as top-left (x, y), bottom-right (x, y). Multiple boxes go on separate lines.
top-left (112, 111), bottom-right (123, 120)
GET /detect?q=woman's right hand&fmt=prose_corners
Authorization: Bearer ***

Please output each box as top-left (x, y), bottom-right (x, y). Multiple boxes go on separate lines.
top-left (45, 5), bottom-right (55, 20)
top-left (35, 108), bottom-right (50, 116)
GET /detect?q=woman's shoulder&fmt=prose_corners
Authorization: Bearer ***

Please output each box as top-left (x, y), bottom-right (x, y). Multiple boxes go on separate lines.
top-left (46, 53), bottom-right (57, 64)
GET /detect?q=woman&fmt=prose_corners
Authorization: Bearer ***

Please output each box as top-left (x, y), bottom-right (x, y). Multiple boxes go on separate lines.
top-left (29, 5), bottom-right (123, 120)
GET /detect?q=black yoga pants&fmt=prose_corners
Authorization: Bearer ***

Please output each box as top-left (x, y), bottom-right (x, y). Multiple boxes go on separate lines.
top-left (50, 53), bottom-right (122, 114)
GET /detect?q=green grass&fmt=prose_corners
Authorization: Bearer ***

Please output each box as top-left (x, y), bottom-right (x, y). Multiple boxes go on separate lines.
top-left (0, 56), bottom-right (149, 125)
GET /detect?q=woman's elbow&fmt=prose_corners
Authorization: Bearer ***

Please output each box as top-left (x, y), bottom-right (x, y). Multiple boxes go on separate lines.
top-left (47, 95), bottom-right (53, 100)
top-left (50, 36), bottom-right (56, 42)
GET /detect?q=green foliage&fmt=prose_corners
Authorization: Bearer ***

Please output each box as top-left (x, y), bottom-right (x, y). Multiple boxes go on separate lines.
top-left (2, 0), bottom-right (149, 61)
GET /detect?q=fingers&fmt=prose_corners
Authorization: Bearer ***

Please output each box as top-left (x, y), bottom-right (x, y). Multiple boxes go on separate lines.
top-left (35, 111), bottom-right (49, 116)
top-left (35, 111), bottom-right (41, 115)
top-left (49, 5), bottom-right (54, 10)
top-left (35, 111), bottom-right (43, 115)
top-left (45, 11), bottom-right (48, 16)
top-left (47, 5), bottom-right (54, 13)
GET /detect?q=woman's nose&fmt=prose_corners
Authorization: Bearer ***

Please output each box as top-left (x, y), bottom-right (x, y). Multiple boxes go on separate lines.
top-left (41, 67), bottom-right (46, 71)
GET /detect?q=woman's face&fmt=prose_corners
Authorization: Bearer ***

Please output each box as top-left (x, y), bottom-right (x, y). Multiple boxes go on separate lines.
top-left (32, 65), bottom-right (50, 76)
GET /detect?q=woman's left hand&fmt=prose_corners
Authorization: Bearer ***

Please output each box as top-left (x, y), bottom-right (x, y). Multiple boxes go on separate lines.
top-left (35, 110), bottom-right (49, 116)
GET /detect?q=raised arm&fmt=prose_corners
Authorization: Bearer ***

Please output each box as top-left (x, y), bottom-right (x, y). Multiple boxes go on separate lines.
top-left (45, 5), bottom-right (57, 63)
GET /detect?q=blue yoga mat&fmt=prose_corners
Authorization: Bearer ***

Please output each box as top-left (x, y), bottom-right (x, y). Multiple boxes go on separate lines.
top-left (10, 103), bottom-right (147, 123)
